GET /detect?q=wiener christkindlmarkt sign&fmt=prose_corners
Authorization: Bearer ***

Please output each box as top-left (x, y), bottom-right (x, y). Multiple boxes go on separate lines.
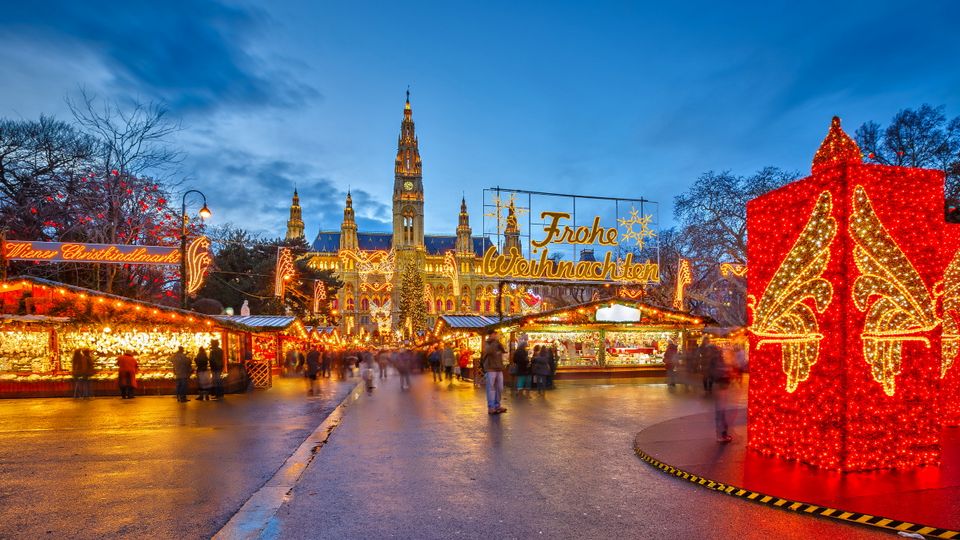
top-left (747, 116), bottom-right (960, 472)
top-left (2, 238), bottom-right (212, 295)
top-left (479, 188), bottom-right (659, 283)
top-left (5, 240), bottom-right (183, 264)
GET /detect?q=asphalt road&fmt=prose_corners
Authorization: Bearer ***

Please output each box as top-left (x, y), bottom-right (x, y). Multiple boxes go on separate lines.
top-left (0, 376), bottom-right (354, 540)
top-left (268, 375), bottom-right (888, 540)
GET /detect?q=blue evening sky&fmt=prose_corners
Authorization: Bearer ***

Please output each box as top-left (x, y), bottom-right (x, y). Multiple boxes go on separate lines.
top-left (1, 1), bottom-right (957, 239)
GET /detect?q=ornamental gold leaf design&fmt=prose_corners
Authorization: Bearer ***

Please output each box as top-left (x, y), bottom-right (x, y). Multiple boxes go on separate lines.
top-left (750, 191), bottom-right (836, 393)
top-left (941, 250), bottom-right (960, 378)
top-left (850, 185), bottom-right (938, 396)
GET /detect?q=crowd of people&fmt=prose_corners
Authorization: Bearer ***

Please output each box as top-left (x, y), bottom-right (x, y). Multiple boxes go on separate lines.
top-left (283, 341), bottom-right (480, 396)
top-left (71, 331), bottom-right (743, 445)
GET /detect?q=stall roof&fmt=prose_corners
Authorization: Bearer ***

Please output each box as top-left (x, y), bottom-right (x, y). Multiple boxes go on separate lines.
top-left (0, 276), bottom-right (302, 334)
top-left (439, 315), bottom-right (506, 329)
top-left (488, 296), bottom-right (714, 329)
top-left (217, 315), bottom-right (295, 330)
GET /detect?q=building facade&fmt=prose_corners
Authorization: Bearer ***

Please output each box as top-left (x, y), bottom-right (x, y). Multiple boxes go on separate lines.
top-left (285, 92), bottom-right (541, 335)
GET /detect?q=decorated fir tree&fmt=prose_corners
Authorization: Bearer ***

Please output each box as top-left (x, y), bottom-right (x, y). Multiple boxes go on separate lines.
top-left (397, 260), bottom-right (427, 337)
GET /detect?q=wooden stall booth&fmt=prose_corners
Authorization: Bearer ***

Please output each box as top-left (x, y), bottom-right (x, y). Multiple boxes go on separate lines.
top-left (476, 296), bottom-right (710, 380)
top-left (0, 277), bottom-right (307, 396)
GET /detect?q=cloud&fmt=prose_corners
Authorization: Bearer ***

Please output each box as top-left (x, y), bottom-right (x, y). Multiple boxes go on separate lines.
top-left (1, 0), bottom-right (318, 112)
top-left (185, 148), bottom-right (390, 238)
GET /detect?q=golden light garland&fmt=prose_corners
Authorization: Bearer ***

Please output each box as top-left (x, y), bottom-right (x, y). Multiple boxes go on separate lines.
top-left (185, 236), bottom-right (213, 296)
top-left (942, 249), bottom-right (960, 378)
top-left (441, 251), bottom-right (460, 295)
top-left (369, 299), bottom-right (392, 334)
top-left (720, 263), bottom-right (747, 278)
top-left (275, 248), bottom-right (295, 297)
top-left (850, 185), bottom-right (938, 396)
top-left (749, 191), bottom-right (836, 393)
top-left (340, 249), bottom-right (395, 292)
top-left (312, 280), bottom-right (327, 314)
top-left (484, 193), bottom-right (528, 234)
top-left (672, 258), bottom-right (692, 310)
top-left (617, 286), bottom-right (645, 300)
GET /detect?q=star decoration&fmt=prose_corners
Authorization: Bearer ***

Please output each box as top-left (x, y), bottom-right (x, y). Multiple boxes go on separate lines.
top-left (618, 207), bottom-right (656, 248)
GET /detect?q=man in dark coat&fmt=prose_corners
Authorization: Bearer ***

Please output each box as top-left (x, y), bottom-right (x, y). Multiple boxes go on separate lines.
top-left (209, 340), bottom-right (225, 400)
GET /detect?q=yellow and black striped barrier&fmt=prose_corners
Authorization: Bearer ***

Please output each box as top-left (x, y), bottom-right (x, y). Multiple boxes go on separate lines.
top-left (634, 446), bottom-right (960, 539)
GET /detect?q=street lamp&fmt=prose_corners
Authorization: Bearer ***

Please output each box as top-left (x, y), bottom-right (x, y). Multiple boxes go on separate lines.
top-left (181, 189), bottom-right (212, 309)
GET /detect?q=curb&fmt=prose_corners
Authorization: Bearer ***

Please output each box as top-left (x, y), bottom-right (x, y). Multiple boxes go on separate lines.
top-left (214, 381), bottom-right (365, 540)
top-left (633, 444), bottom-right (960, 539)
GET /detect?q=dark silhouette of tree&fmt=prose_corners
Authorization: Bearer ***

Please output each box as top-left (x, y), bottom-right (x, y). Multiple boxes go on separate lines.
top-left (855, 104), bottom-right (960, 198)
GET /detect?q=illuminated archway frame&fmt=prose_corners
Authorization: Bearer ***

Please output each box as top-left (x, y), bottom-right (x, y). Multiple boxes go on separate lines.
top-left (480, 187), bottom-right (660, 284)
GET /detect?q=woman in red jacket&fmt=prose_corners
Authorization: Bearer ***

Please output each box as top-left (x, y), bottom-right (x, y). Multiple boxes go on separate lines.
top-left (116, 350), bottom-right (139, 399)
top-left (457, 347), bottom-right (471, 381)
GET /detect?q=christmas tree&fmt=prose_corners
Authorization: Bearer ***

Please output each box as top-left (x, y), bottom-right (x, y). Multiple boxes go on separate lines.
top-left (397, 260), bottom-right (427, 337)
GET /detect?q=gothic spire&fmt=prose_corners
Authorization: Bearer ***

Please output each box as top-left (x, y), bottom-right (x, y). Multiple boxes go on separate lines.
top-left (285, 188), bottom-right (305, 241)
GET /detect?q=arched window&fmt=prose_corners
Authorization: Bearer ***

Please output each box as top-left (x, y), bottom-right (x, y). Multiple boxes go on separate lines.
top-left (445, 299), bottom-right (453, 312)
top-left (360, 298), bottom-right (369, 311)
top-left (436, 299), bottom-right (443, 313)
top-left (402, 207), bottom-right (415, 244)
top-left (332, 298), bottom-right (339, 309)
top-left (475, 300), bottom-right (481, 312)
top-left (346, 297), bottom-right (355, 311)
top-left (484, 300), bottom-right (491, 313)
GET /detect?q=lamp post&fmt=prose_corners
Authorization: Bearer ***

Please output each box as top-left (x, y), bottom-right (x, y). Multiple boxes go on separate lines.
top-left (181, 190), bottom-right (212, 309)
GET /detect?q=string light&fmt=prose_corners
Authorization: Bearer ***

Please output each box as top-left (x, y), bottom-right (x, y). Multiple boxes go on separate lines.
top-left (850, 184), bottom-right (938, 396)
top-left (749, 190), bottom-right (836, 393)
top-left (672, 258), bottom-right (692, 310)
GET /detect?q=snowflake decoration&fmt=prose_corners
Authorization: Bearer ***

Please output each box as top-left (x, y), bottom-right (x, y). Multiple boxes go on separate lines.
top-left (618, 207), bottom-right (656, 249)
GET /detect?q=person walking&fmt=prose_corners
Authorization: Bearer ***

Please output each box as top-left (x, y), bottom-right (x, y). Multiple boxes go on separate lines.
top-left (441, 343), bottom-right (456, 382)
top-left (481, 330), bottom-right (507, 415)
top-left (547, 344), bottom-right (558, 389)
top-left (532, 345), bottom-right (552, 396)
top-left (72, 348), bottom-right (92, 399)
top-left (698, 336), bottom-right (716, 394)
top-left (195, 346), bottom-right (212, 401)
top-left (321, 348), bottom-right (332, 378)
top-left (428, 346), bottom-right (442, 382)
top-left (663, 339), bottom-right (678, 388)
top-left (397, 346), bottom-right (412, 391)
top-left (377, 348), bottom-right (389, 379)
top-left (706, 337), bottom-right (733, 442)
top-left (171, 346), bottom-right (192, 402)
top-left (361, 350), bottom-right (376, 393)
top-left (512, 342), bottom-right (530, 397)
top-left (116, 350), bottom-right (138, 399)
top-left (306, 346), bottom-right (321, 396)
top-left (209, 339), bottom-right (225, 400)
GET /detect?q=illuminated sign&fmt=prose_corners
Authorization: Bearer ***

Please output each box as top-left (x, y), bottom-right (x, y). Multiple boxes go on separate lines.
top-left (5, 240), bottom-right (182, 264)
top-left (596, 303), bottom-right (642, 322)
top-left (480, 189), bottom-right (660, 283)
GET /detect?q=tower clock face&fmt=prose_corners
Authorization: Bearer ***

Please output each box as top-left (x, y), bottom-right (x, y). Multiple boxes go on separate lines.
top-left (403, 181), bottom-right (414, 191)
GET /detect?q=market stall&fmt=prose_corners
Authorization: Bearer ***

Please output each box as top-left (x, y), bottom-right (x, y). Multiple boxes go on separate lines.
top-left (0, 277), bottom-right (308, 397)
top-left (437, 297), bottom-right (710, 380)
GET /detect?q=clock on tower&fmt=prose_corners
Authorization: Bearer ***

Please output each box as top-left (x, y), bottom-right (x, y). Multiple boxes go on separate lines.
top-left (404, 180), bottom-right (414, 191)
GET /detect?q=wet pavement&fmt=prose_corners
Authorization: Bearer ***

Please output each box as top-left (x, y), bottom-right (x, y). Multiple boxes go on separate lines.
top-left (0, 376), bottom-right (355, 540)
top-left (267, 376), bottom-right (888, 539)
